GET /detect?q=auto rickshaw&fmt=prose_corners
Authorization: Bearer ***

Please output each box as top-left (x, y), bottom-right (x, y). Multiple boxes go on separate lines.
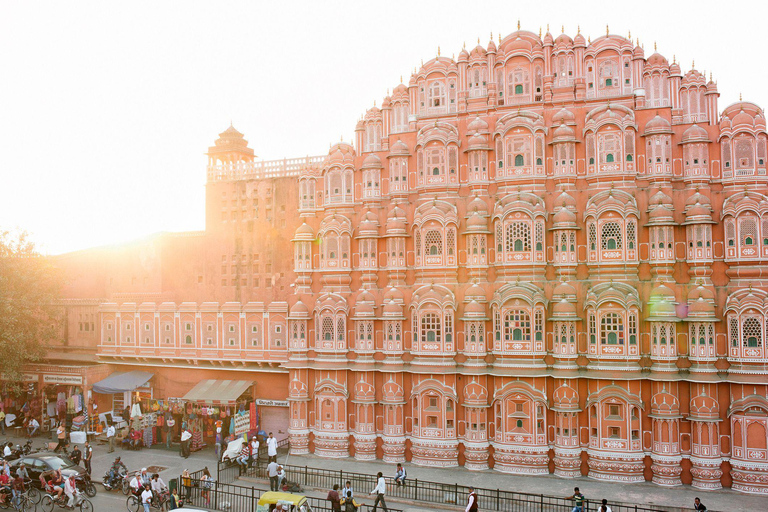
top-left (256, 491), bottom-right (312, 512)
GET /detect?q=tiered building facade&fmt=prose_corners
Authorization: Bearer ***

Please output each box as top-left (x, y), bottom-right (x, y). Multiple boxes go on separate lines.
top-left (52, 27), bottom-right (768, 493)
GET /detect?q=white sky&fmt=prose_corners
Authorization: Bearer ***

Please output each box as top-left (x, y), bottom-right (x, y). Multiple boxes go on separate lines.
top-left (1, 0), bottom-right (766, 255)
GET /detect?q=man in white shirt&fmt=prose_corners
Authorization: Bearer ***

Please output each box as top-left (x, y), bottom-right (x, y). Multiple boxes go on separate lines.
top-left (369, 472), bottom-right (388, 512)
top-left (249, 437), bottom-right (260, 468)
top-left (3, 443), bottom-right (12, 458)
top-left (465, 486), bottom-right (478, 512)
top-left (180, 429), bottom-right (192, 458)
top-left (27, 418), bottom-right (39, 438)
top-left (150, 473), bottom-right (167, 500)
top-left (266, 432), bottom-right (278, 462)
top-left (276, 465), bottom-right (286, 490)
top-left (141, 483), bottom-right (154, 512)
top-left (106, 423), bottom-right (116, 453)
top-left (64, 474), bottom-right (80, 508)
top-left (267, 460), bottom-right (279, 491)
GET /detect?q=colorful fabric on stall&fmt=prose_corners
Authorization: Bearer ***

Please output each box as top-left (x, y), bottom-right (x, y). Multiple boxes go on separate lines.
top-left (143, 427), bottom-right (153, 447)
top-left (191, 430), bottom-right (203, 451)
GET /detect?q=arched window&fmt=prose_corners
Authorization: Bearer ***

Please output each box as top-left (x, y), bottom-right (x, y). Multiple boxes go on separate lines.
top-left (429, 81), bottom-right (445, 107)
top-left (606, 153), bottom-right (614, 163)
top-left (422, 313), bottom-right (441, 343)
top-left (743, 317), bottom-right (762, 348)
top-left (515, 154), bottom-right (524, 166)
top-left (601, 222), bottom-right (623, 250)
top-left (503, 310), bottom-right (531, 342)
top-left (601, 312), bottom-right (624, 345)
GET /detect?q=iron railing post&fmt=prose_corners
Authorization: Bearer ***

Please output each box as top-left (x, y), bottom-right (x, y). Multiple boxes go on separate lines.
top-left (414, 478), bottom-right (418, 501)
top-left (540, 493), bottom-right (544, 512)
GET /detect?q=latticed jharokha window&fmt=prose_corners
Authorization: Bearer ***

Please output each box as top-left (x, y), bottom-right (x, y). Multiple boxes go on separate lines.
top-left (601, 312), bottom-right (624, 345)
top-left (425, 230), bottom-right (442, 256)
top-left (506, 222), bottom-right (531, 252)
top-left (503, 310), bottom-right (531, 342)
top-left (743, 317), bottom-right (763, 348)
top-left (421, 313), bottom-right (442, 343)
top-left (601, 222), bottom-right (623, 250)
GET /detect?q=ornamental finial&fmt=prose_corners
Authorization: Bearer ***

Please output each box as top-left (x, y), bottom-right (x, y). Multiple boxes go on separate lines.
top-left (606, 24), bottom-right (609, 35)
top-left (654, 41), bottom-right (657, 51)
top-left (437, 46), bottom-right (440, 57)
top-left (517, 19), bottom-right (520, 30)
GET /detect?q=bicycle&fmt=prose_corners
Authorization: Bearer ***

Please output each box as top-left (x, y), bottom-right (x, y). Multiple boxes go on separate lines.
top-left (39, 489), bottom-right (94, 512)
top-left (0, 488), bottom-right (37, 512)
top-left (126, 490), bottom-right (169, 512)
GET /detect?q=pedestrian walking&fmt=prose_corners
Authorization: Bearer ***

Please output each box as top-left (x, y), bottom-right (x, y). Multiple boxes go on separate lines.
top-left (465, 486), bottom-right (478, 512)
top-left (369, 471), bottom-right (388, 512)
top-left (267, 460), bottom-right (279, 491)
top-left (249, 436), bottom-right (260, 468)
top-left (0, 408), bottom-right (5, 435)
top-left (180, 428), bottom-right (191, 458)
top-left (568, 487), bottom-right (585, 512)
top-left (599, 498), bottom-right (613, 512)
top-left (165, 416), bottom-right (175, 449)
top-left (106, 422), bottom-right (116, 453)
top-left (54, 422), bottom-right (67, 452)
top-left (141, 483), bottom-right (153, 512)
top-left (327, 484), bottom-right (342, 512)
top-left (83, 441), bottom-right (93, 475)
top-left (266, 432), bottom-right (277, 463)
top-left (693, 497), bottom-right (707, 511)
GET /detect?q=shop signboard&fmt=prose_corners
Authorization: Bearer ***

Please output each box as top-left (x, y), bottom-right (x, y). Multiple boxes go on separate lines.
top-left (1, 373), bottom-right (39, 383)
top-left (43, 375), bottom-right (83, 385)
top-left (255, 399), bottom-right (289, 407)
top-left (234, 411), bottom-right (251, 436)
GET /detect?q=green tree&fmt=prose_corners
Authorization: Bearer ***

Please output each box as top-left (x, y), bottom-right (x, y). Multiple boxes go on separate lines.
top-left (0, 230), bottom-right (62, 392)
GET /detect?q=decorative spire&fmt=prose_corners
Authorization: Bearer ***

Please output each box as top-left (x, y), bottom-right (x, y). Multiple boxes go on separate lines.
top-left (561, 25), bottom-right (564, 34)
top-left (437, 46), bottom-right (441, 57)
top-left (740, 92), bottom-right (742, 101)
top-left (577, 25), bottom-right (580, 34)
top-left (710, 71), bottom-right (713, 81)
top-left (517, 19), bottom-right (520, 30)
top-left (654, 41), bottom-right (657, 51)
top-left (628, 29), bottom-right (631, 39)
top-left (588, 36), bottom-right (591, 44)
top-left (606, 24), bottom-right (609, 35)
top-left (539, 27), bottom-right (541, 37)
top-left (490, 31), bottom-right (493, 41)
top-left (400, 75), bottom-right (402, 83)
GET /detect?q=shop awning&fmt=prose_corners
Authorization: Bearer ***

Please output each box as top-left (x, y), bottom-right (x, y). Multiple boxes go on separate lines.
top-left (182, 380), bottom-right (252, 406)
top-left (92, 371), bottom-right (154, 394)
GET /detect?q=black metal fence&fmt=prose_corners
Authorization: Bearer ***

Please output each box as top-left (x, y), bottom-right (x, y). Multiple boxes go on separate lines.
top-left (179, 476), bottom-right (403, 512)
top-left (214, 457), bottom-right (698, 512)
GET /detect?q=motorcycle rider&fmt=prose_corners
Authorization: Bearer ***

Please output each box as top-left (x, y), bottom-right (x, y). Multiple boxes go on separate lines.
top-left (107, 457), bottom-right (127, 489)
top-left (15, 463), bottom-right (29, 481)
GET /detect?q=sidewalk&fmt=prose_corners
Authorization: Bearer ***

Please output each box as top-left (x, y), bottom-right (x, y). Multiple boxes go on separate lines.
top-left (268, 452), bottom-right (765, 512)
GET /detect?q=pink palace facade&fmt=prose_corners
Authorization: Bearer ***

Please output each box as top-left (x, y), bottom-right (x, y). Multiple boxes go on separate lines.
top-left (282, 28), bottom-right (768, 493)
top-left (53, 26), bottom-right (768, 493)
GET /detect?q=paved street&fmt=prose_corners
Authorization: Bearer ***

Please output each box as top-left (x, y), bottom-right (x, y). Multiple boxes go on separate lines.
top-left (4, 432), bottom-right (768, 511)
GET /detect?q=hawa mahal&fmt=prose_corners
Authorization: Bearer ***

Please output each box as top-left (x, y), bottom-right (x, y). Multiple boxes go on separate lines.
top-left (50, 26), bottom-right (768, 493)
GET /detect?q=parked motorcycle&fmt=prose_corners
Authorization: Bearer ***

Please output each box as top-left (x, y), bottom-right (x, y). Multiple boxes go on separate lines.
top-left (77, 471), bottom-right (97, 497)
